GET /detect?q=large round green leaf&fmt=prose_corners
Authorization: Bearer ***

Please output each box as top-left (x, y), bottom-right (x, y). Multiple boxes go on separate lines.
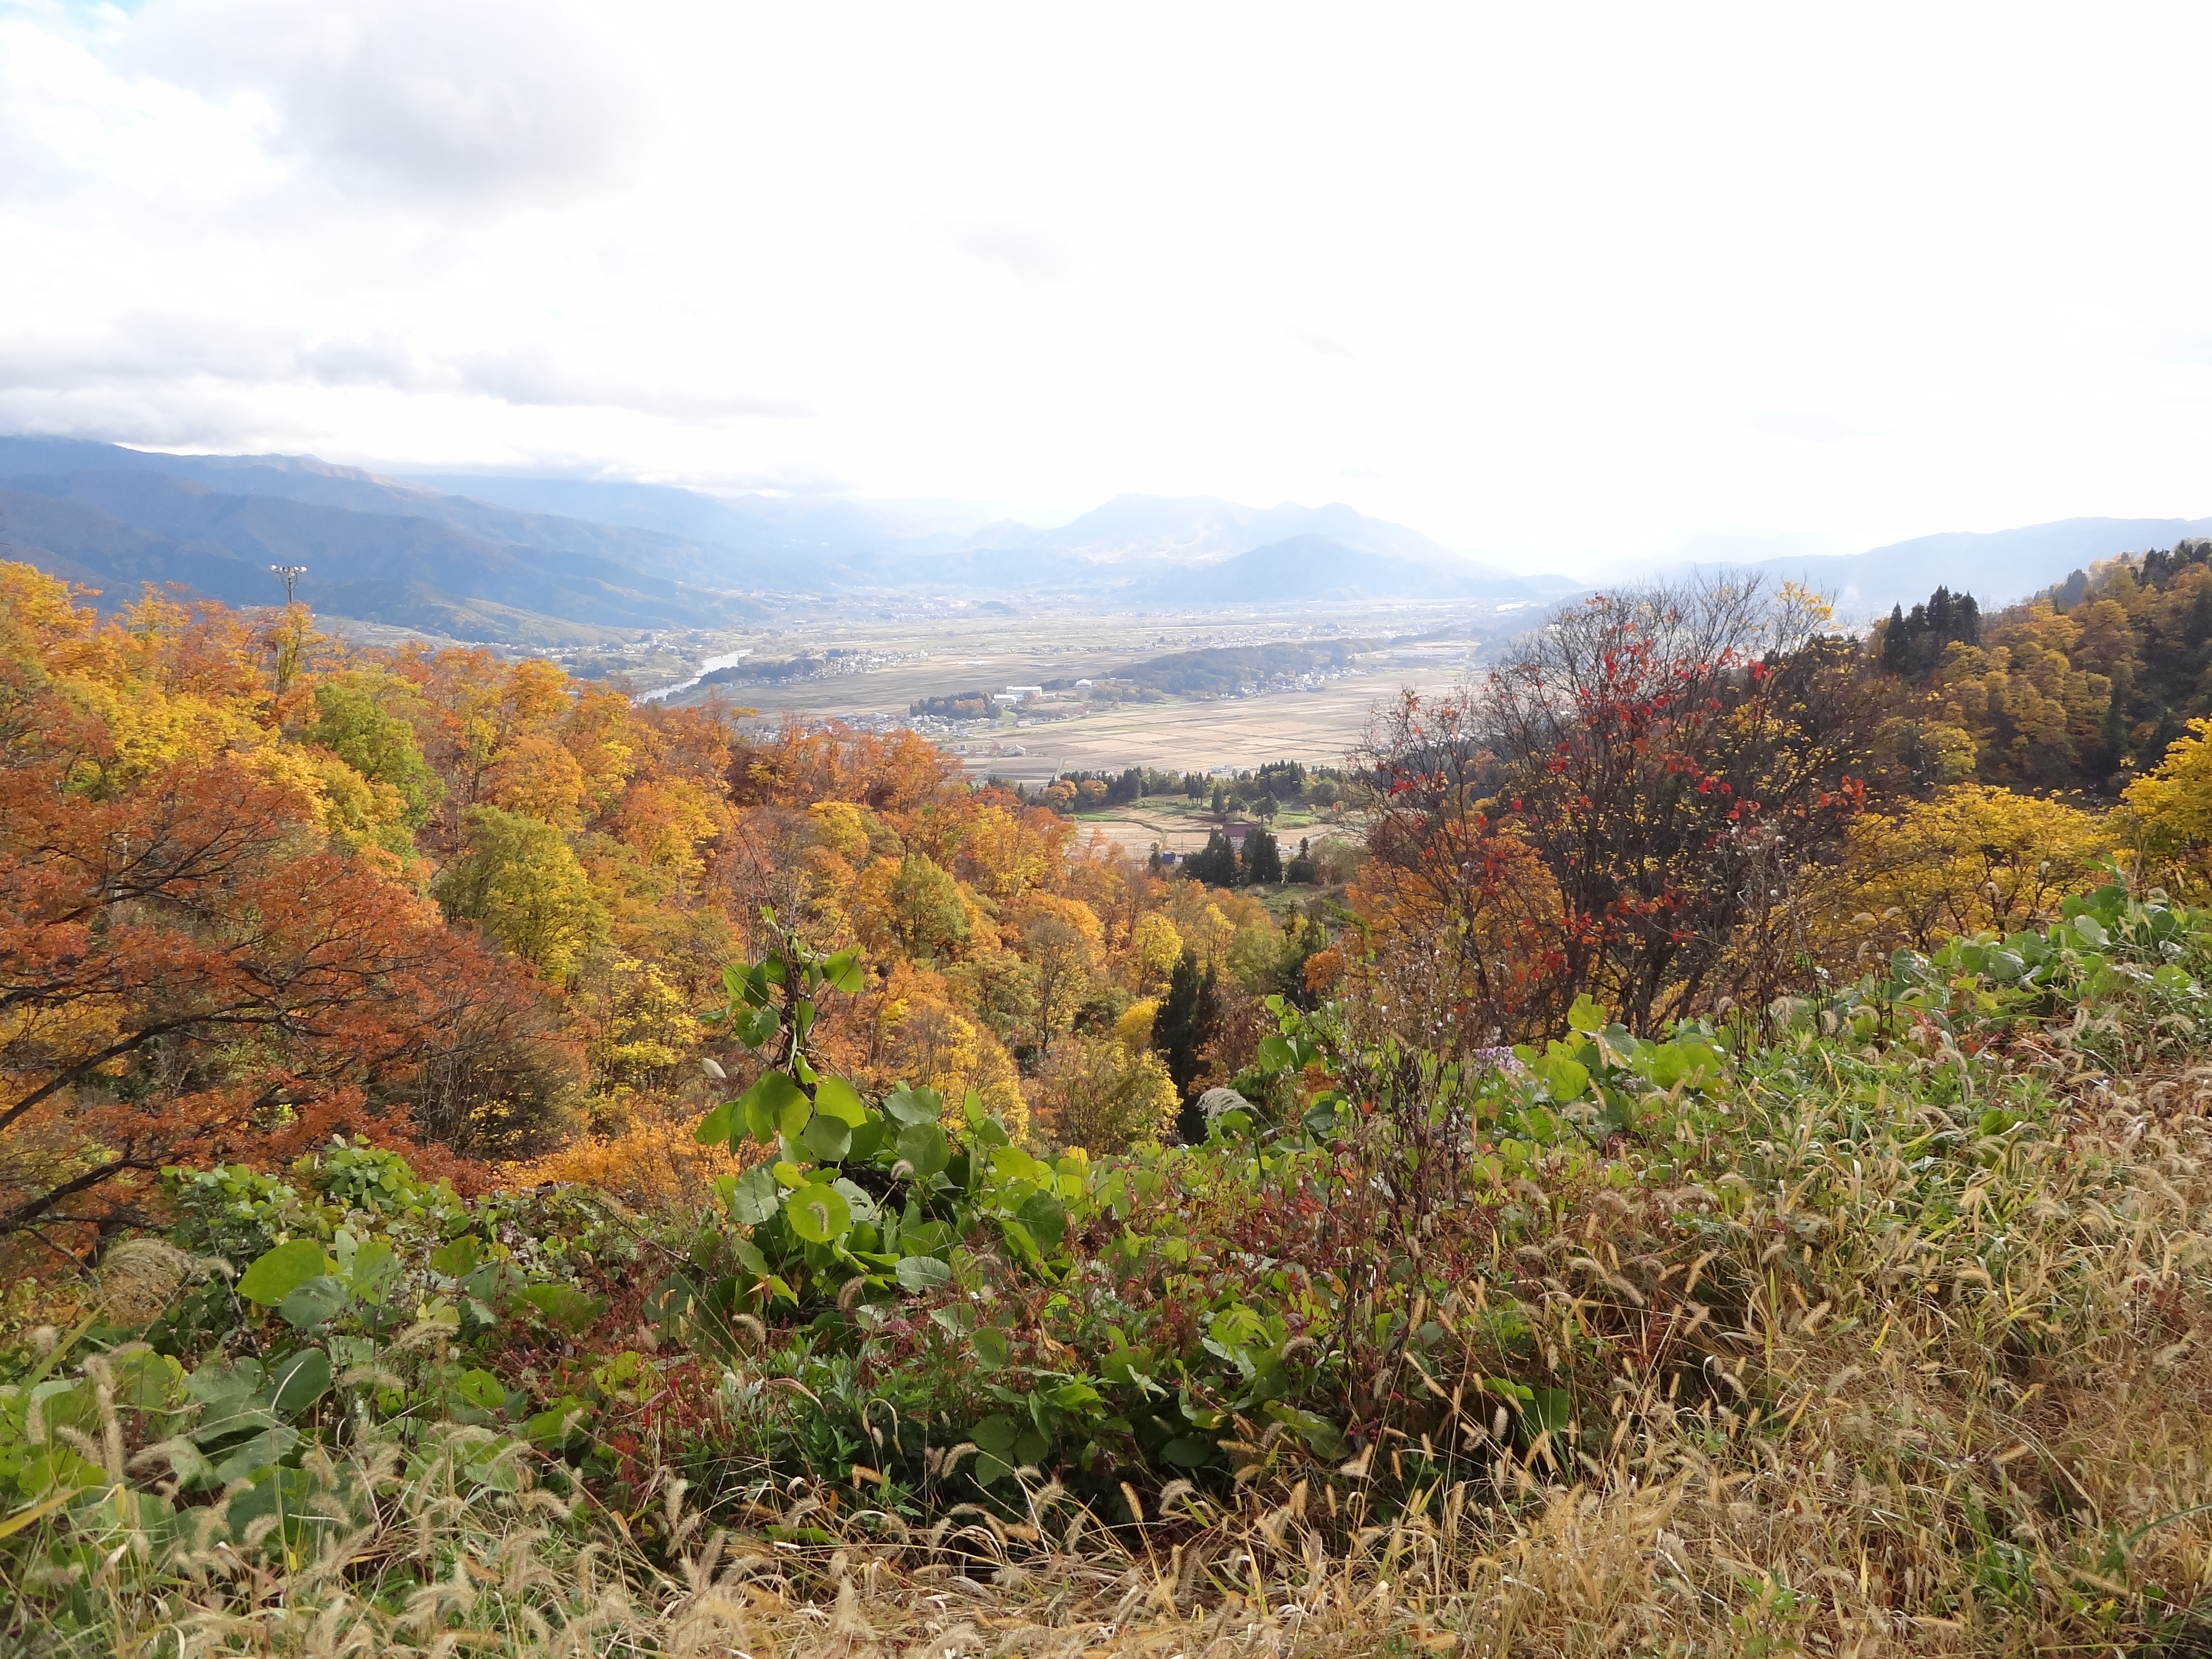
top-left (895, 1254), bottom-right (952, 1293)
top-left (832, 1176), bottom-right (878, 1222)
top-left (724, 1165), bottom-right (780, 1226)
top-left (784, 1181), bottom-right (852, 1244)
top-left (236, 1239), bottom-right (331, 1307)
top-left (881, 1084), bottom-right (942, 1127)
top-left (799, 1112), bottom-right (853, 1162)
top-left (694, 1099), bottom-right (735, 1145)
top-left (734, 1004), bottom-right (780, 1049)
top-left (744, 1070), bottom-right (810, 1143)
top-left (895, 1120), bottom-right (950, 1178)
top-left (430, 1235), bottom-right (484, 1278)
top-left (519, 1284), bottom-right (607, 1334)
top-left (1161, 1435), bottom-right (1216, 1468)
top-left (812, 1076), bottom-right (867, 1126)
top-left (1017, 1191), bottom-right (1068, 1252)
top-left (901, 1219), bottom-right (954, 1254)
top-left (277, 1275), bottom-right (350, 1330)
top-left (266, 1348), bottom-right (332, 1417)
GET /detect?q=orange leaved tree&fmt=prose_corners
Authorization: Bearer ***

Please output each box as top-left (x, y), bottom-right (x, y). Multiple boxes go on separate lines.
top-left (0, 665), bottom-right (549, 1260)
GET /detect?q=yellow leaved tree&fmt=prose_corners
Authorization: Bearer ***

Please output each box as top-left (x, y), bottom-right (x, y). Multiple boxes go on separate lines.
top-left (2122, 716), bottom-right (2212, 897)
top-left (1840, 783), bottom-right (2114, 955)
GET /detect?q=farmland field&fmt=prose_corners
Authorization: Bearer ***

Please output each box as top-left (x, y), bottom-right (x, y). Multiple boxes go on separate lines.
top-left (649, 596), bottom-right (1521, 779)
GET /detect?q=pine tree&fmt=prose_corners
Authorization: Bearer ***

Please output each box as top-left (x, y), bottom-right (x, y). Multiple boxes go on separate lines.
top-left (2189, 585), bottom-right (2212, 652)
top-left (1186, 828), bottom-right (1237, 885)
top-left (1152, 950), bottom-right (1220, 1140)
top-left (1926, 587), bottom-right (1954, 642)
top-left (2100, 661), bottom-right (2136, 780)
top-left (1241, 826), bottom-right (1282, 884)
top-left (1881, 604), bottom-right (1910, 672)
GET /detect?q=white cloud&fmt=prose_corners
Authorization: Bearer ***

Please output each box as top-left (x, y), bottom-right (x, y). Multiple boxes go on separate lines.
top-left (449, 345), bottom-right (812, 420)
top-left (119, 0), bottom-right (658, 204)
top-left (3, 1), bottom-right (2212, 563)
top-left (2101, 327), bottom-right (2212, 368)
top-left (914, 216), bottom-right (1079, 288)
top-left (1743, 409), bottom-right (1880, 444)
top-left (1286, 326), bottom-right (1357, 360)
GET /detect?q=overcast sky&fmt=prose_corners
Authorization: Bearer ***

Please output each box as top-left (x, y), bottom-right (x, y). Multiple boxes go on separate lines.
top-left (5, 1), bottom-right (2212, 572)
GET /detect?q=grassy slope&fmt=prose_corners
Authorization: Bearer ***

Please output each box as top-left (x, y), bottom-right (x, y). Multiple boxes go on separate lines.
top-left (10, 900), bottom-right (2212, 1654)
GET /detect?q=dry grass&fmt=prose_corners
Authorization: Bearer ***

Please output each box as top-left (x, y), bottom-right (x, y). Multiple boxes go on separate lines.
top-left (18, 1065), bottom-right (2212, 1657)
top-left (16, 980), bottom-right (2212, 1656)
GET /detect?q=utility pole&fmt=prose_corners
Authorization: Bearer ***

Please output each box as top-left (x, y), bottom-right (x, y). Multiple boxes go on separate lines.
top-left (268, 566), bottom-right (309, 693)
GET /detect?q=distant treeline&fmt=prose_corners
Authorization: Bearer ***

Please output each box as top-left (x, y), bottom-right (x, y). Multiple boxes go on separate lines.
top-left (700, 654), bottom-right (820, 688)
top-left (1076, 639), bottom-right (1372, 698)
top-left (1868, 537), bottom-right (2212, 792)
top-left (1021, 759), bottom-right (1348, 816)
top-left (911, 689), bottom-right (994, 718)
top-left (1170, 828), bottom-right (1360, 888)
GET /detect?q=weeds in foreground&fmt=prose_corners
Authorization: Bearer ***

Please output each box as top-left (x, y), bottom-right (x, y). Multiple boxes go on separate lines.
top-left (4, 1071), bottom-right (2209, 1656)
top-left (9, 886), bottom-right (2212, 1654)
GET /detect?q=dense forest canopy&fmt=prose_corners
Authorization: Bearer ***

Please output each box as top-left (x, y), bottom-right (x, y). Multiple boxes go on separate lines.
top-left (0, 563), bottom-right (1365, 1260)
top-left (1875, 537), bottom-right (2212, 791)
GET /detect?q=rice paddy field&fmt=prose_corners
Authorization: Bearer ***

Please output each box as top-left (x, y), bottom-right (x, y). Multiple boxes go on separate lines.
top-left (646, 598), bottom-right (1517, 781)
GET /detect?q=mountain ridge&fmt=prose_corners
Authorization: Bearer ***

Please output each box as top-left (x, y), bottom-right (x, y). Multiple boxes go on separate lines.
top-left (0, 473), bottom-right (765, 635)
top-left (1159, 532), bottom-right (1558, 603)
top-left (1727, 516), bottom-right (2212, 618)
top-left (3, 435), bottom-right (2206, 632)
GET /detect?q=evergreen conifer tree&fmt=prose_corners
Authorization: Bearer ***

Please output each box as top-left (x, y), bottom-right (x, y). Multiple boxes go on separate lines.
top-left (2101, 662), bottom-right (2135, 778)
top-left (1881, 604), bottom-right (1910, 673)
top-left (1152, 950), bottom-right (1219, 1140)
top-left (1242, 826), bottom-right (1282, 884)
top-left (1186, 828), bottom-right (1237, 885)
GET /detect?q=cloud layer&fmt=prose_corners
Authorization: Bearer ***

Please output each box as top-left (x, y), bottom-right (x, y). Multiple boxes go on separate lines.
top-left (122, 0), bottom-right (657, 203)
top-left (4, 1), bottom-right (2212, 562)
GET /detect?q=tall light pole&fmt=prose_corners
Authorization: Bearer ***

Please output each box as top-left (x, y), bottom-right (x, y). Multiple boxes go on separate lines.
top-left (268, 566), bottom-right (309, 692)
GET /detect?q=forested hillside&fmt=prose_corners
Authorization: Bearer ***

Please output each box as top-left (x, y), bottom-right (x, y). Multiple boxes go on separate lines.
top-left (0, 562), bottom-right (1331, 1250)
top-left (1875, 537), bottom-right (2212, 792)
top-left (9, 563), bottom-right (2212, 1654)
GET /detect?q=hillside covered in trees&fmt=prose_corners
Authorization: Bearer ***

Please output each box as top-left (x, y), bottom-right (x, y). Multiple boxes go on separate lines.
top-left (1874, 537), bottom-right (2212, 793)
top-left (10, 561), bottom-right (2212, 1652)
top-left (1096, 638), bottom-right (1372, 697)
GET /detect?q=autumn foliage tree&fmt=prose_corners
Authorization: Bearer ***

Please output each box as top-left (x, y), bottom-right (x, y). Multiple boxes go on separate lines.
top-left (1839, 783), bottom-right (2114, 955)
top-left (0, 644), bottom-right (552, 1259)
top-left (1360, 579), bottom-right (1888, 1034)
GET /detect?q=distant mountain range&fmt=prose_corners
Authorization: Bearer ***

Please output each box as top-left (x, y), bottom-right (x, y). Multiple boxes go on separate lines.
top-left (1729, 517), bottom-right (2212, 620)
top-left (1162, 533), bottom-right (1560, 604)
top-left (0, 435), bottom-right (2203, 643)
top-left (0, 438), bottom-right (1565, 636)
